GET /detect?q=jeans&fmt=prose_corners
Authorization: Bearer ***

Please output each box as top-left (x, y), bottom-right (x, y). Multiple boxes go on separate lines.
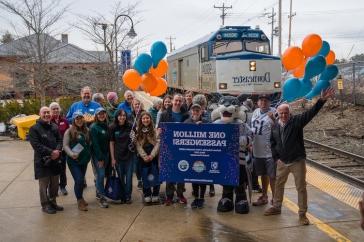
top-left (38, 175), bottom-right (59, 206)
top-left (92, 156), bottom-right (107, 196)
top-left (115, 160), bottom-right (133, 200)
top-left (68, 163), bottom-right (88, 200)
top-left (192, 184), bottom-right (207, 199)
top-left (141, 162), bottom-right (160, 197)
top-left (132, 154), bottom-right (142, 181)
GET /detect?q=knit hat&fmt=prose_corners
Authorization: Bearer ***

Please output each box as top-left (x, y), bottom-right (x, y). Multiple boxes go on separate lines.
top-left (107, 92), bottom-right (118, 102)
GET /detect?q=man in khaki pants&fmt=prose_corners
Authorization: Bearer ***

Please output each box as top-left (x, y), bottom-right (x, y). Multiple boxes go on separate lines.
top-left (264, 88), bottom-right (335, 225)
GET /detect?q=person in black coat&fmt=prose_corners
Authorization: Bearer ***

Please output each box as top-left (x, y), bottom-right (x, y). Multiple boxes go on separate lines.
top-left (29, 107), bottom-right (63, 214)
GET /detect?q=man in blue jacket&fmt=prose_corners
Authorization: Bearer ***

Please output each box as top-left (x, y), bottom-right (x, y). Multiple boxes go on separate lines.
top-left (117, 90), bottom-right (134, 116)
top-left (264, 88), bottom-right (334, 226)
top-left (66, 86), bottom-right (101, 123)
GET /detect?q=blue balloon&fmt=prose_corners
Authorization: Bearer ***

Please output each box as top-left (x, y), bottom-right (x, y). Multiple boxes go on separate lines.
top-left (151, 41), bottom-right (167, 68)
top-left (283, 77), bottom-right (301, 102)
top-left (298, 79), bottom-right (313, 97)
top-left (317, 41), bottom-right (330, 57)
top-left (134, 53), bottom-right (153, 75)
top-left (319, 65), bottom-right (338, 81)
top-left (304, 55), bottom-right (326, 80)
top-left (305, 80), bottom-right (330, 99)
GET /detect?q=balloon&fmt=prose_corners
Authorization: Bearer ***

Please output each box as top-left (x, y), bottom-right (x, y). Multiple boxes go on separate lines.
top-left (317, 41), bottom-right (330, 57)
top-left (305, 80), bottom-right (330, 99)
top-left (141, 73), bottom-right (158, 93)
top-left (298, 79), bottom-right (313, 97)
top-left (304, 55), bottom-right (326, 79)
top-left (122, 69), bottom-right (142, 91)
top-left (150, 59), bottom-right (169, 77)
top-left (326, 51), bottom-right (336, 65)
top-left (149, 78), bottom-right (168, 96)
top-left (320, 65), bottom-right (339, 81)
top-left (282, 77), bottom-right (301, 101)
top-left (151, 41), bottom-right (167, 68)
top-left (282, 46), bottom-right (305, 71)
top-left (134, 53), bottom-right (153, 75)
top-left (292, 58), bottom-right (306, 78)
top-left (302, 34), bottom-right (322, 57)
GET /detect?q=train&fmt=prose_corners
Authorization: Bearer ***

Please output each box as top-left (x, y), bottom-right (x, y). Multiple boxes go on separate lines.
top-left (166, 26), bottom-right (282, 98)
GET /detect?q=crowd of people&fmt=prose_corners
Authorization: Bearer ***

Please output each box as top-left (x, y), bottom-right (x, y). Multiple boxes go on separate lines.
top-left (29, 85), bottom-right (338, 226)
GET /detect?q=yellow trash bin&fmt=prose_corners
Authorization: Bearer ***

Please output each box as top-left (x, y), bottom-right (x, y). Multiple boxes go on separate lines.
top-left (11, 115), bottom-right (40, 140)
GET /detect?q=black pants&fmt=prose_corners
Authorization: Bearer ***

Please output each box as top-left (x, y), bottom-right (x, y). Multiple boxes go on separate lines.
top-left (59, 152), bottom-right (67, 188)
top-left (192, 184), bottom-right (206, 199)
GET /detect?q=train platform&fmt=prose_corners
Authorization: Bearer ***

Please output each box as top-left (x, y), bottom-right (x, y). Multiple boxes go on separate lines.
top-left (0, 140), bottom-right (363, 242)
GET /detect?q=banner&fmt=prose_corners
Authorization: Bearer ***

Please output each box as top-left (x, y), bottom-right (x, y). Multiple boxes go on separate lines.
top-left (119, 50), bottom-right (131, 74)
top-left (159, 123), bottom-right (240, 185)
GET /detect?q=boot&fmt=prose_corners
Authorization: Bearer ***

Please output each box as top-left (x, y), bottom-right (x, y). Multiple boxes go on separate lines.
top-left (77, 199), bottom-right (88, 211)
top-left (42, 203), bottom-right (56, 214)
top-left (80, 198), bottom-right (88, 206)
top-left (49, 199), bottom-right (64, 211)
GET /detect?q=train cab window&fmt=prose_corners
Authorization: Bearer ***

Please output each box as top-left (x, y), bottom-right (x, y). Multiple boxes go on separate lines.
top-left (212, 40), bottom-right (242, 55)
top-left (200, 45), bottom-right (209, 62)
top-left (245, 41), bottom-right (270, 54)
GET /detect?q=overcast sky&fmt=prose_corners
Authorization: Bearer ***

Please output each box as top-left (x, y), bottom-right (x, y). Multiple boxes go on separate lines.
top-left (1, 0), bottom-right (363, 59)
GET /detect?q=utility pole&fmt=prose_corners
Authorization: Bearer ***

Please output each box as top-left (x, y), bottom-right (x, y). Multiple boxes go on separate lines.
top-left (94, 22), bottom-right (112, 51)
top-left (263, 8), bottom-right (276, 55)
top-left (166, 36), bottom-right (176, 53)
top-left (288, 0), bottom-right (296, 47)
top-left (278, 0), bottom-right (282, 56)
top-left (214, 3), bottom-right (232, 26)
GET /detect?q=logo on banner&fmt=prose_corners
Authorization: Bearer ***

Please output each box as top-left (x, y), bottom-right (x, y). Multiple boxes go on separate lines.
top-left (209, 161), bottom-right (220, 174)
top-left (178, 160), bottom-right (189, 172)
top-left (192, 160), bottom-right (206, 173)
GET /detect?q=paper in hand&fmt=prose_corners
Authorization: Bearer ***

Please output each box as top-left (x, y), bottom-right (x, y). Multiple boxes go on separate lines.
top-left (71, 143), bottom-right (84, 154)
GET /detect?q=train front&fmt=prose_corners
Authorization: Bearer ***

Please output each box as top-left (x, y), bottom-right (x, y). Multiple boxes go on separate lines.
top-left (210, 26), bottom-right (282, 96)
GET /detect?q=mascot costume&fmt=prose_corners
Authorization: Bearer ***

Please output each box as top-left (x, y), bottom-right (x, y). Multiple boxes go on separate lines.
top-left (211, 95), bottom-right (252, 214)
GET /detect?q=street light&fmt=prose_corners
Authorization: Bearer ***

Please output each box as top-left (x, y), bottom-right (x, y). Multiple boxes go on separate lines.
top-left (114, 14), bottom-right (137, 70)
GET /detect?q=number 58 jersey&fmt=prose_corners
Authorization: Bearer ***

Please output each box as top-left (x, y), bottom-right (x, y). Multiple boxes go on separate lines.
top-left (251, 107), bottom-right (276, 158)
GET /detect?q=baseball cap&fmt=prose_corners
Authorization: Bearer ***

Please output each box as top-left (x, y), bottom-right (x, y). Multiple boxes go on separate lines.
top-left (258, 94), bottom-right (271, 101)
top-left (95, 107), bottom-right (106, 115)
top-left (72, 111), bottom-right (84, 120)
top-left (191, 103), bottom-right (202, 110)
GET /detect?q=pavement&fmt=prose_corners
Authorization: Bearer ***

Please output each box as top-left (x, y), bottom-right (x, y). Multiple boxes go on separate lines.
top-left (0, 140), bottom-right (363, 242)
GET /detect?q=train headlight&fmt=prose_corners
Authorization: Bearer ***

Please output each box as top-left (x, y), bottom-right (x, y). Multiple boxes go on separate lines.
top-left (249, 61), bottom-right (256, 71)
top-left (219, 83), bottom-right (227, 89)
top-left (274, 82), bottom-right (281, 88)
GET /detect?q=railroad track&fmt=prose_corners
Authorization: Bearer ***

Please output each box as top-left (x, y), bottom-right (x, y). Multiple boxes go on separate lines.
top-left (304, 138), bottom-right (364, 188)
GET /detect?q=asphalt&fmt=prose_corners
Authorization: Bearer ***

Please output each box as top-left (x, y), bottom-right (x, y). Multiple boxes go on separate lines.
top-left (0, 140), bottom-right (362, 242)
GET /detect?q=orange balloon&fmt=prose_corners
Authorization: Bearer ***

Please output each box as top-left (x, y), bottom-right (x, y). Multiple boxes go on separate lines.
top-left (150, 59), bottom-right (168, 77)
top-left (149, 78), bottom-right (168, 96)
top-left (141, 73), bottom-right (158, 93)
top-left (302, 34), bottom-right (322, 57)
top-left (326, 50), bottom-right (335, 65)
top-left (282, 46), bottom-right (305, 71)
top-left (292, 58), bottom-right (307, 78)
top-left (122, 69), bottom-right (142, 91)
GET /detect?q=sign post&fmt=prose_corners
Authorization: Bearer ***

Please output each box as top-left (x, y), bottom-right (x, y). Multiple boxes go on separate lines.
top-left (337, 75), bottom-right (344, 116)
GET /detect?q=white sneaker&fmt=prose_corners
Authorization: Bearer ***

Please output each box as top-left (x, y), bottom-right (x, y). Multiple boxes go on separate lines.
top-left (144, 196), bottom-right (152, 203)
top-left (152, 196), bottom-right (160, 203)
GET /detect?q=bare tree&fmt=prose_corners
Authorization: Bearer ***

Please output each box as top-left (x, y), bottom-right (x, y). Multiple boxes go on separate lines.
top-left (74, 2), bottom-right (142, 91)
top-left (0, 0), bottom-right (69, 105)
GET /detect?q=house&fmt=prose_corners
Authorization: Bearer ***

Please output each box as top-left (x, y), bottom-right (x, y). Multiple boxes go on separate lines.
top-left (0, 33), bottom-right (112, 98)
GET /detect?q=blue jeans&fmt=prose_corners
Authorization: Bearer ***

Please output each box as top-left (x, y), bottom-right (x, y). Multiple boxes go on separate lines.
top-left (92, 156), bottom-right (106, 196)
top-left (132, 154), bottom-right (142, 181)
top-left (141, 162), bottom-right (160, 197)
top-left (115, 159), bottom-right (133, 200)
top-left (68, 163), bottom-right (88, 200)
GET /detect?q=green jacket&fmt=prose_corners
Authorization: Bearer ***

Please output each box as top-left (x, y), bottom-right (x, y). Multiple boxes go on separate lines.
top-left (90, 121), bottom-right (110, 162)
top-left (105, 103), bottom-right (118, 123)
top-left (63, 129), bottom-right (91, 166)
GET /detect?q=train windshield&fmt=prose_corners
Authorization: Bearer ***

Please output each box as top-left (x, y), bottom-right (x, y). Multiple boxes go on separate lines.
top-left (244, 41), bottom-right (270, 54)
top-left (212, 40), bottom-right (243, 55)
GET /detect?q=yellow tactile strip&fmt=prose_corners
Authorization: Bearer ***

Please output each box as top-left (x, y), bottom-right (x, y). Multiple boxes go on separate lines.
top-left (306, 165), bottom-right (363, 209)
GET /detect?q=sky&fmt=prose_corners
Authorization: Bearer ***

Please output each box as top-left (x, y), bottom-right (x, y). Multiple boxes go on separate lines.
top-left (0, 0), bottom-right (363, 60)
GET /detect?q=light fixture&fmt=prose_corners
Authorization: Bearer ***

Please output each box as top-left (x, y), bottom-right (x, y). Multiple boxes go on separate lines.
top-left (249, 61), bottom-right (256, 71)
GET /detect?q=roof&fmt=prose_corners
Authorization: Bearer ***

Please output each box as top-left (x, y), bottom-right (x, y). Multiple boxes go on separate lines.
top-left (0, 33), bottom-right (109, 63)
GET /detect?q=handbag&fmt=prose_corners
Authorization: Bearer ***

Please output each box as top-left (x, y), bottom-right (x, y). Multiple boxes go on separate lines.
top-left (105, 168), bottom-right (121, 201)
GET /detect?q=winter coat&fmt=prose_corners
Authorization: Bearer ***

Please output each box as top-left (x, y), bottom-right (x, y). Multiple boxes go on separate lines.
top-left (29, 119), bottom-right (62, 179)
top-left (148, 107), bottom-right (159, 125)
top-left (270, 98), bottom-right (326, 164)
top-left (51, 116), bottom-right (69, 138)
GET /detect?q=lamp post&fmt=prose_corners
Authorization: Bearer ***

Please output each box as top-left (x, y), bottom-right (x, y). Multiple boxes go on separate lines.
top-left (114, 14), bottom-right (137, 71)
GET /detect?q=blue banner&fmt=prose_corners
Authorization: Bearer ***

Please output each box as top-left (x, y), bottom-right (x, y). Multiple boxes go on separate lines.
top-left (159, 123), bottom-right (240, 185)
top-left (119, 50), bottom-right (131, 74)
